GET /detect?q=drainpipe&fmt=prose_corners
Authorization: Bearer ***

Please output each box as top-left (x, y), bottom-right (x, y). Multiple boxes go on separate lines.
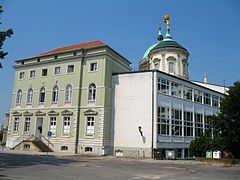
top-left (75, 49), bottom-right (86, 154)
top-left (151, 70), bottom-right (155, 158)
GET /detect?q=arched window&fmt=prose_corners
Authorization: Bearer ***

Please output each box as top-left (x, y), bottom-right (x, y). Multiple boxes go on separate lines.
top-left (27, 88), bottom-right (33, 104)
top-left (52, 85), bottom-right (59, 103)
top-left (39, 87), bottom-right (45, 103)
top-left (16, 90), bottom-right (22, 104)
top-left (65, 85), bottom-right (72, 102)
top-left (168, 62), bottom-right (175, 74)
top-left (88, 83), bottom-right (96, 102)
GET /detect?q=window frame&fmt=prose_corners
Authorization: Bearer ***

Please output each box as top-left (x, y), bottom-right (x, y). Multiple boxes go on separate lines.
top-left (65, 84), bottom-right (72, 103)
top-left (16, 89), bottom-right (22, 105)
top-left (52, 85), bottom-right (59, 103)
top-left (24, 117), bottom-right (31, 133)
top-left (39, 87), bottom-right (46, 103)
top-left (49, 117), bottom-right (57, 136)
top-left (29, 70), bottom-right (35, 78)
top-left (62, 116), bottom-right (70, 135)
top-left (54, 66), bottom-right (61, 75)
top-left (19, 72), bottom-right (25, 80)
top-left (90, 62), bottom-right (98, 72)
top-left (41, 68), bottom-right (48, 77)
top-left (67, 65), bottom-right (74, 74)
top-left (88, 83), bottom-right (96, 102)
top-left (86, 116), bottom-right (95, 134)
top-left (27, 88), bottom-right (33, 104)
top-left (13, 117), bottom-right (19, 132)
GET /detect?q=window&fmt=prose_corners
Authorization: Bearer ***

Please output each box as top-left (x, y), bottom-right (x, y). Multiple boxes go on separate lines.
top-left (19, 72), bottom-right (25, 79)
top-left (85, 147), bottom-right (93, 152)
top-left (158, 107), bottom-right (170, 135)
top-left (171, 82), bottom-right (182, 98)
top-left (30, 70), bottom-right (35, 78)
top-left (154, 63), bottom-right (159, 69)
top-left (65, 85), bottom-right (72, 102)
top-left (204, 92), bottom-right (211, 105)
top-left (88, 83), bottom-right (96, 102)
top-left (16, 90), bottom-right (22, 105)
top-left (158, 78), bottom-right (170, 95)
top-left (183, 86), bottom-right (192, 100)
top-left (27, 88), bottom-right (33, 104)
top-left (54, 67), bottom-right (61, 75)
top-left (52, 85), bottom-right (59, 103)
top-left (183, 63), bottom-right (188, 75)
top-left (90, 62), bottom-right (97, 72)
top-left (212, 95), bottom-right (219, 107)
top-left (171, 109), bottom-right (182, 136)
top-left (204, 115), bottom-right (211, 130)
top-left (61, 146), bottom-right (68, 151)
top-left (195, 113), bottom-right (203, 137)
top-left (168, 62), bottom-right (175, 74)
top-left (67, 65), bottom-right (74, 73)
top-left (42, 69), bottom-right (48, 76)
top-left (24, 117), bottom-right (30, 132)
top-left (86, 117), bottom-right (94, 134)
top-left (63, 117), bottom-right (70, 135)
top-left (13, 117), bottom-right (19, 131)
top-left (39, 87), bottom-right (45, 103)
top-left (50, 117), bottom-right (56, 136)
top-left (194, 90), bottom-right (203, 103)
top-left (54, 55), bottom-right (58, 59)
top-left (184, 111), bottom-right (193, 136)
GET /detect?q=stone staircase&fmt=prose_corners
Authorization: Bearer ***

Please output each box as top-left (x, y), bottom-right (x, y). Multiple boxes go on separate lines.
top-left (12, 135), bottom-right (53, 152)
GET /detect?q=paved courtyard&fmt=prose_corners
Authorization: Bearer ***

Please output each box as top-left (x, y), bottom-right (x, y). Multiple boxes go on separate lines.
top-left (0, 152), bottom-right (239, 180)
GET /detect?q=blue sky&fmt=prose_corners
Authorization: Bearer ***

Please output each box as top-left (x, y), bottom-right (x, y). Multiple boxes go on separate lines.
top-left (0, 0), bottom-right (240, 124)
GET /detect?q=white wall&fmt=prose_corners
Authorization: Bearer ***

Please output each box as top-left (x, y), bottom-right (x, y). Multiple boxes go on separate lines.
top-left (112, 72), bottom-right (153, 151)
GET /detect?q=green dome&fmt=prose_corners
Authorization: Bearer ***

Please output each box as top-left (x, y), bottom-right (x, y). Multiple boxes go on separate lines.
top-left (142, 42), bottom-right (159, 59)
top-left (149, 39), bottom-right (188, 54)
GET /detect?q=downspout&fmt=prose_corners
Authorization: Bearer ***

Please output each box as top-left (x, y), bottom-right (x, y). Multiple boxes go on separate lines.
top-left (75, 49), bottom-right (86, 154)
top-left (151, 70), bottom-right (155, 158)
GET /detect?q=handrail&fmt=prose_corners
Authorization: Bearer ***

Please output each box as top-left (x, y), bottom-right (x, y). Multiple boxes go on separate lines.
top-left (40, 135), bottom-right (54, 147)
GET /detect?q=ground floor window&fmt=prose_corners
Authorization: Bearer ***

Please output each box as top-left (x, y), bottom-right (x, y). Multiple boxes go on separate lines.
top-left (13, 117), bottom-right (19, 132)
top-left (86, 117), bottom-right (94, 134)
top-left (50, 117), bottom-right (57, 136)
top-left (24, 117), bottom-right (31, 132)
top-left (63, 117), bottom-right (70, 135)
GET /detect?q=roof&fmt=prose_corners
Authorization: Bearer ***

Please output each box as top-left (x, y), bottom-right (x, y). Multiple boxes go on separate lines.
top-left (113, 69), bottom-right (225, 96)
top-left (36, 40), bottom-right (105, 57)
top-left (150, 39), bottom-right (188, 54)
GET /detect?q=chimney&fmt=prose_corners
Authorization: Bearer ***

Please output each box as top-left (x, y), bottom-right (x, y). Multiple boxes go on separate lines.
top-left (203, 73), bottom-right (208, 83)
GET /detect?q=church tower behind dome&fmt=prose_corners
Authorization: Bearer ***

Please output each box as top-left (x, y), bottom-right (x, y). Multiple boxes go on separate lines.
top-left (139, 15), bottom-right (189, 80)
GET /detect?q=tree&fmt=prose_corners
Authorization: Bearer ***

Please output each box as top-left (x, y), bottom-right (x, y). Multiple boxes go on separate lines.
top-left (189, 132), bottom-right (224, 157)
top-left (211, 81), bottom-right (240, 158)
top-left (0, 5), bottom-right (13, 68)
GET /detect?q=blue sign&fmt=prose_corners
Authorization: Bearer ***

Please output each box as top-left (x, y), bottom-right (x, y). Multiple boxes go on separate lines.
top-left (47, 131), bottom-right (52, 137)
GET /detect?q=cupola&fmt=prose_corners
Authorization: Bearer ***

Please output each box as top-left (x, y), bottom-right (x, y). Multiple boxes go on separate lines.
top-left (139, 15), bottom-right (189, 80)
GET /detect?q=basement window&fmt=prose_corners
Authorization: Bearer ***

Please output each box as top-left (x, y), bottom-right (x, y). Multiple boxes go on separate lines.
top-left (61, 146), bottom-right (68, 151)
top-left (85, 147), bottom-right (93, 152)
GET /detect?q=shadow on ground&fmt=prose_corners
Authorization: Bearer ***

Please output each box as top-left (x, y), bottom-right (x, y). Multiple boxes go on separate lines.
top-left (0, 152), bottom-right (82, 170)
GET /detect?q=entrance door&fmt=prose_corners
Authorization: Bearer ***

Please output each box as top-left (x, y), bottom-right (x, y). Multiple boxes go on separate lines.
top-left (35, 117), bottom-right (43, 139)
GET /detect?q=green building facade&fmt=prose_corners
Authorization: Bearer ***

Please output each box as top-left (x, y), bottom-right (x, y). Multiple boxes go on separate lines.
top-left (6, 41), bottom-right (131, 155)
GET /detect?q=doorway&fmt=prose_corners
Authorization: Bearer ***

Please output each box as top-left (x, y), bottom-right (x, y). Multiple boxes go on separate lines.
top-left (35, 117), bottom-right (43, 139)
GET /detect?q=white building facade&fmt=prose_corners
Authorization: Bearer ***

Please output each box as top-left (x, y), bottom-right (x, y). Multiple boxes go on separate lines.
top-left (112, 70), bottom-right (224, 158)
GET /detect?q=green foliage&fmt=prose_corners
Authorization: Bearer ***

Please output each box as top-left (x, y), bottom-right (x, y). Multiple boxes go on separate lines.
top-left (0, 5), bottom-right (13, 68)
top-left (189, 134), bottom-right (224, 157)
top-left (211, 81), bottom-right (240, 158)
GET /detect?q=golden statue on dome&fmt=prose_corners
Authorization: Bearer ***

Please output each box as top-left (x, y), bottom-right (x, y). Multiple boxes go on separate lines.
top-left (163, 15), bottom-right (170, 32)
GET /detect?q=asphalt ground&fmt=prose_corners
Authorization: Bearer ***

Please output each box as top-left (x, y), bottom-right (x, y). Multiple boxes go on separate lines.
top-left (0, 150), bottom-right (239, 180)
